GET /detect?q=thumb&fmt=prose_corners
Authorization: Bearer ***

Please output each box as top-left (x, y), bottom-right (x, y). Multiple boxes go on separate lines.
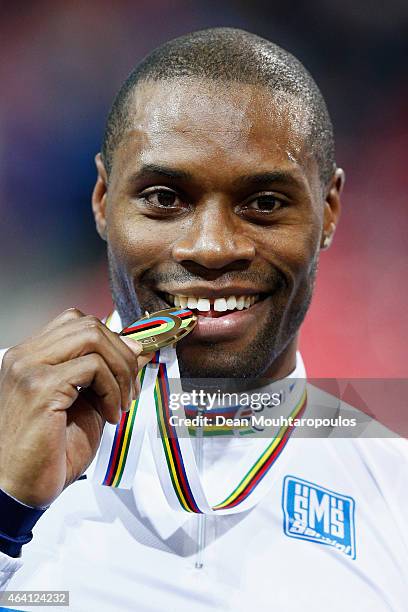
top-left (120, 337), bottom-right (156, 367)
top-left (138, 352), bottom-right (156, 369)
top-left (120, 335), bottom-right (144, 355)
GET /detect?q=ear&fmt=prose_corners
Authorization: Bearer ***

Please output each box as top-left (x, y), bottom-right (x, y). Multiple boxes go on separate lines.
top-left (92, 153), bottom-right (108, 241)
top-left (320, 168), bottom-right (345, 250)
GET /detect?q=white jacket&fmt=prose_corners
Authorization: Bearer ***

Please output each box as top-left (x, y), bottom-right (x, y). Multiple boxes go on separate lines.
top-left (0, 349), bottom-right (407, 612)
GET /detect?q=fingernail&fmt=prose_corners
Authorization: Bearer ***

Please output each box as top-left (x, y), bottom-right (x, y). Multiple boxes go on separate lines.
top-left (115, 409), bottom-right (122, 423)
top-left (121, 336), bottom-right (142, 353)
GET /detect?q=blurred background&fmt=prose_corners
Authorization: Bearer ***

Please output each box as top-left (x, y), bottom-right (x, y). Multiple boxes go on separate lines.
top-left (0, 0), bottom-right (407, 377)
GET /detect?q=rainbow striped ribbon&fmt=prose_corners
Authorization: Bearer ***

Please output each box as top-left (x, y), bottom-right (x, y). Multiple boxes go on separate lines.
top-left (152, 360), bottom-right (307, 513)
top-left (91, 309), bottom-right (160, 488)
top-left (102, 367), bottom-right (146, 487)
top-left (98, 351), bottom-right (161, 488)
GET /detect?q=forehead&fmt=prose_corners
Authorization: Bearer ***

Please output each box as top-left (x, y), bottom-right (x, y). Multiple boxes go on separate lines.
top-left (113, 78), bottom-right (316, 181)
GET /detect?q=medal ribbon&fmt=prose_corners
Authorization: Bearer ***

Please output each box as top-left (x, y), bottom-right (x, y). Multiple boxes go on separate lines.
top-left (92, 312), bottom-right (307, 515)
top-left (148, 348), bottom-right (307, 514)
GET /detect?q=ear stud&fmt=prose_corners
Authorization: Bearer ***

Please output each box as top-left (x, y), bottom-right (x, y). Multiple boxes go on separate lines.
top-left (321, 222), bottom-right (336, 249)
top-left (322, 234), bottom-right (332, 249)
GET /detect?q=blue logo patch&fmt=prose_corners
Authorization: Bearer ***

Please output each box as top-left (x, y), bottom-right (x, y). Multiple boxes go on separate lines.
top-left (282, 476), bottom-right (356, 559)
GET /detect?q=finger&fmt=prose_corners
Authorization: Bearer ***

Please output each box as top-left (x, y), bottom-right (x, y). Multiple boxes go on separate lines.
top-left (4, 309), bottom-right (87, 366)
top-left (40, 308), bottom-right (85, 333)
top-left (53, 316), bottom-right (145, 402)
top-left (138, 353), bottom-right (156, 370)
top-left (30, 313), bottom-right (139, 376)
top-left (54, 353), bottom-right (122, 424)
top-left (130, 353), bottom-right (156, 398)
top-left (58, 319), bottom-right (143, 401)
top-left (120, 335), bottom-right (144, 356)
top-left (97, 327), bottom-right (143, 400)
top-left (119, 336), bottom-right (144, 396)
top-left (33, 317), bottom-right (136, 411)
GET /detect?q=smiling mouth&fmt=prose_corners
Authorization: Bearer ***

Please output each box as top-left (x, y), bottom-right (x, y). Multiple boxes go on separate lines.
top-left (160, 292), bottom-right (267, 317)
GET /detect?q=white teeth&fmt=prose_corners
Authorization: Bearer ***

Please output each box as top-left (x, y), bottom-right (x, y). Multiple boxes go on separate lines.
top-left (226, 296), bottom-right (237, 310)
top-left (197, 298), bottom-right (211, 311)
top-left (236, 296), bottom-right (245, 310)
top-left (168, 293), bottom-right (260, 311)
top-left (214, 297), bottom-right (228, 312)
top-left (187, 296), bottom-right (198, 309)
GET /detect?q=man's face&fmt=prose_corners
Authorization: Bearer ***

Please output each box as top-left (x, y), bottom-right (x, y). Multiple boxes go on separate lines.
top-left (94, 78), bottom-right (337, 378)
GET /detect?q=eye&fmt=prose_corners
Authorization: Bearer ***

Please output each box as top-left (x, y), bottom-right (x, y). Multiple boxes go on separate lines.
top-left (140, 188), bottom-right (182, 209)
top-left (243, 194), bottom-right (285, 213)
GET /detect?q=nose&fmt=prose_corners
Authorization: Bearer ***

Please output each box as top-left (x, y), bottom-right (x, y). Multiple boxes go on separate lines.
top-left (172, 200), bottom-right (256, 271)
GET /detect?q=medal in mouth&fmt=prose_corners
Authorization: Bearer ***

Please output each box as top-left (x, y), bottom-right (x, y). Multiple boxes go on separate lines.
top-left (120, 307), bottom-right (197, 354)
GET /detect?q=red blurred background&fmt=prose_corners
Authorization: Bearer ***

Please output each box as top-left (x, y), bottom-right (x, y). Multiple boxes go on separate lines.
top-left (0, 1), bottom-right (407, 377)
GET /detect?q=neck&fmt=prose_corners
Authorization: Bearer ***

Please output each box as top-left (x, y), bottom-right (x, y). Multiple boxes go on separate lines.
top-left (263, 336), bottom-right (298, 381)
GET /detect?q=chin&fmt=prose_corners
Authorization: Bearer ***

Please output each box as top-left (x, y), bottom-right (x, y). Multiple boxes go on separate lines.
top-left (176, 342), bottom-right (270, 379)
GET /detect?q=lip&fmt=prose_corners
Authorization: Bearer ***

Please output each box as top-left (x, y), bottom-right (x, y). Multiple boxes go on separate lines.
top-left (187, 297), bottom-right (270, 342)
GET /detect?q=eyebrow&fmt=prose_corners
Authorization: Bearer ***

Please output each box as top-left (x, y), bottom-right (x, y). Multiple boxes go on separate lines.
top-left (127, 164), bottom-right (193, 184)
top-left (126, 165), bottom-right (303, 190)
top-left (233, 171), bottom-right (304, 190)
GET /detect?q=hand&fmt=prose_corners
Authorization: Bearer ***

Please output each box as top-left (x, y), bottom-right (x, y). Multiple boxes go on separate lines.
top-left (0, 308), bottom-right (153, 507)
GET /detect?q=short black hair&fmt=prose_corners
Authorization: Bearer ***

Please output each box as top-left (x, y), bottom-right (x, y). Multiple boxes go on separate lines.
top-left (101, 27), bottom-right (335, 186)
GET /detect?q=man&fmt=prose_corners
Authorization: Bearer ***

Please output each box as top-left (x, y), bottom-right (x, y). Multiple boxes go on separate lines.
top-left (0, 28), bottom-right (407, 611)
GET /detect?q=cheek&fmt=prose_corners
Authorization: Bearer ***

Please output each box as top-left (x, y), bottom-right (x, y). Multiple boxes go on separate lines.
top-left (255, 224), bottom-right (319, 279)
top-left (106, 205), bottom-right (175, 270)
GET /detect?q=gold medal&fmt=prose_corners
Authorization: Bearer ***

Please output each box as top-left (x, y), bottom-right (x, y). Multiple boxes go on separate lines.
top-left (120, 307), bottom-right (197, 354)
